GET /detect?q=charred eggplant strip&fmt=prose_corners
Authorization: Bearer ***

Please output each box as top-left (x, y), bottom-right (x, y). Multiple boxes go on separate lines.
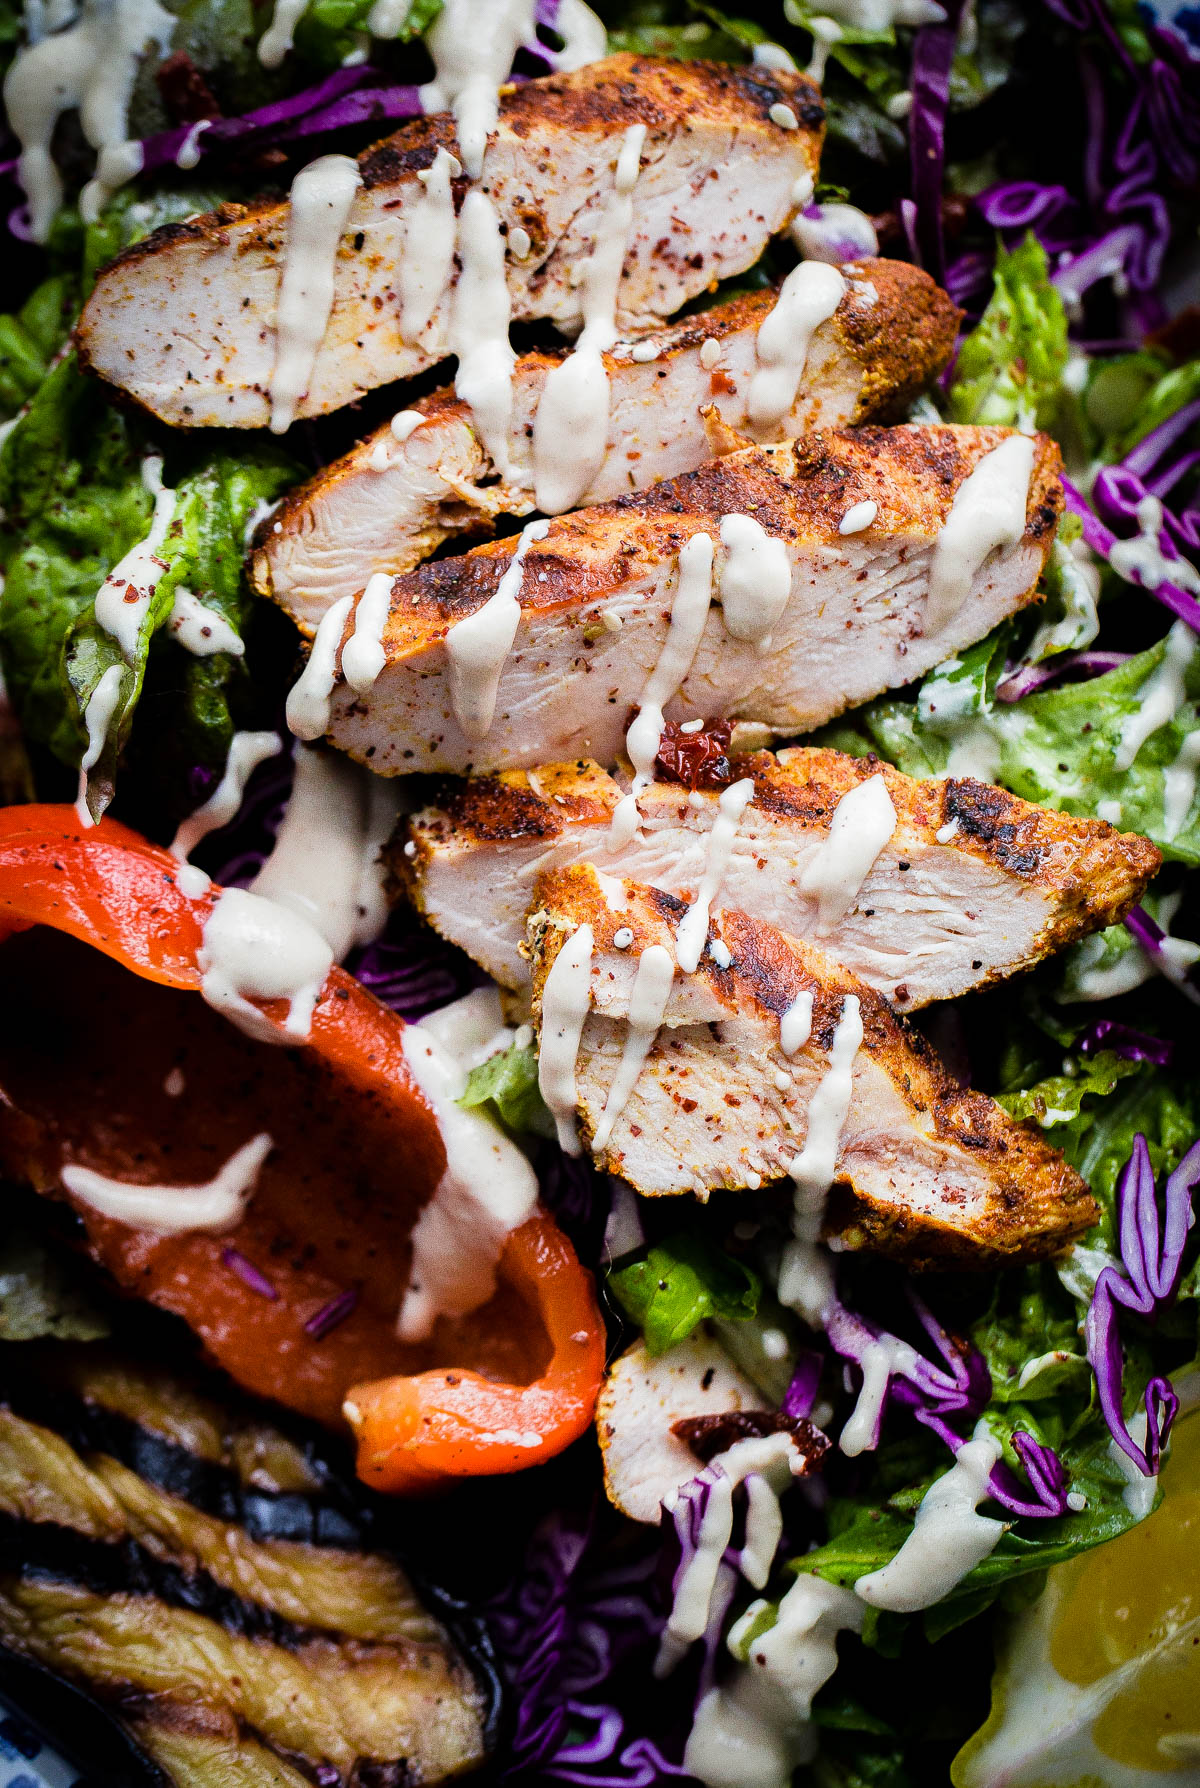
top-left (0, 1369), bottom-right (367, 1549)
top-left (0, 1409), bottom-right (439, 1645)
top-left (0, 1576), bottom-right (485, 1782)
top-left (0, 1348), bottom-right (491, 1785)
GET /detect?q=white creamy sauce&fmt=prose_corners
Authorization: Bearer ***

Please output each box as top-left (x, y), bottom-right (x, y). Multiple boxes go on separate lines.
top-left (810, 0), bottom-right (944, 25)
top-left (1115, 619), bottom-right (1195, 771)
top-left (752, 41), bottom-right (798, 69)
top-left (532, 123), bottom-right (646, 515)
top-left (855, 1424), bottom-right (1006, 1610)
top-left (544, 0), bottom-right (609, 68)
top-left (839, 1333), bottom-right (919, 1457)
top-left (779, 990), bottom-right (814, 1056)
top-left (398, 145), bottom-right (460, 344)
top-left (791, 202), bottom-right (879, 265)
top-left (1164, 730), bottom-right (1200, 841)
top-left (925, 435), bottom-right (1035, 632)
top-left (286, 593), bottom-right (355, 740)
top-left (1110, 494), bottom-right (1200, 599)
top-left (657, 1434), bottom-right (801, 1678)
top-left (342, 572), bottom-right (394, 696)
top-left (167, 589), bottom-right (245, 658)
top-left (199, 886), bottom-right (334, 1046)
top-left (675, 778), bottom-right (756, 973)
top-left (398, 988), bottom-right (539, 1340)
top-left (537, 923), bottom-right (595, 1155)
top-left (684, 1576), bottom-right (862, 1788)
top-left (258, 0), bottom-right (309, 66)
top-left (1067, 929), bottom-right (1157, 1002)
top-left (4, 0), bottom-right (174, 242)
top-left (419, 0), bottom-right (536, 180)
top-left (269, 154), bottom-right (362, 434)
top-left (799, 774), bottom-right (897, 931)
top-left (450, 189), bottom-right (517, 474)
top-left (839, 499), bottom-right (877, 535)
top-left (590, 942), bottom-right (675, 1151)
top-left (251, 745), bottom-right (402, 959)
top-left (446, 519), bottom-right (550, 738)
top-left (717, 514), bottom-right (792, 647)
top-left (391, 409), bottom-right (426, 442)
top-left (74, 663), bottom-right (126, 827)
top-left (804, 16), bottom-right (842, 83)
top-left (746, 263), bottom-right (846, 429)
top-left (610, 534), bottom-right (715, 846)
top-left (777, 995), bottom-right (863, 1328)
top-left (170, 730), bottom-right (281, 862)
top-left (61, 1133), bottom-right (273, 1237)
top-left (175, 117), bottom-right (212, 169)
top-left (93, 457), bottom-right (177, 661)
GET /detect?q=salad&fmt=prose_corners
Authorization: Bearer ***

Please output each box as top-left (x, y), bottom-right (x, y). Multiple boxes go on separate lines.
top-left (0, 0), bottom-right (1197, 1784)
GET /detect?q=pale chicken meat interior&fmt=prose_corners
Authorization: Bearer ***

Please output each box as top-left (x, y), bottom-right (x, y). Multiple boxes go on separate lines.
top-left (395, 745), bottom-right (1160, 1007)
top-left (254, 262), bottom-right (961, 632)
top-left (323, 425), bottom-right (1063, 776)
top-left (527, 866), bottom-right (1099, 1263)
top-left (73, 54), bottom-right (823, 430)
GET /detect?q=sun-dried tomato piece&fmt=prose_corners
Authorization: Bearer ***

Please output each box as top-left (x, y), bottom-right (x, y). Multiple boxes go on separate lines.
top-left (654, 719), bottom-right (734, 790)
top-left (671, 1409), bottom-right (830, 1468)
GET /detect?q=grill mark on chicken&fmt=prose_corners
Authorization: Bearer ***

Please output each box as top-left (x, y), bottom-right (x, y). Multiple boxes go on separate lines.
top-left (394, 746), bottom-right (1158, 1006)
top-left (252, 262), bottom-right (960, 631)
top-left (527, 866), bottom-right (1098, 1266)
top-left (74, 56), bottom-right (822, 430)
top-left (323, 425), bottom-right (1062, 776)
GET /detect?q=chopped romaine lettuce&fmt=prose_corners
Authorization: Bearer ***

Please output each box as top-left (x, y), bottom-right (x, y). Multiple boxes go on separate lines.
top-left (459, 1039), bottom-right (556, 1138)
top-left (609, 1231), bottom-right (761, 1355)
top-left (949, 234), bottom-right (1069, 430)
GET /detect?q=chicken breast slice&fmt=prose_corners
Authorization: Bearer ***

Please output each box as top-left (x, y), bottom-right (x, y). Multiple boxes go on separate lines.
top-left (396, 747), bottom-right (1159, 1007)
top-left (325, 425), bottom-right (1062, 775)
top-left (597, 1331), bottom-right (772, 1523)
top-left (253, 262), bottom-right (960, 632)
top-left (527, 866), bottom-right (1098, 1265)
top-left (74, 55), bottom-right (822, 430)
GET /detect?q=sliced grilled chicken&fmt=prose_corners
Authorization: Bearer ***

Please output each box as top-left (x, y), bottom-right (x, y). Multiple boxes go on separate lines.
top-left (396, 747), bottom-right (1160, 1007)
top-left (527, 867), bottom-right (1098, 1265)
top-left (597, 1332), bottom-right (771, 1523)
top-left (75, 56), bottom-right (822, 430)
top-left (326, 426), bottom-right (1062, 776)
top-left (253, 263), bottom-right (960, 632)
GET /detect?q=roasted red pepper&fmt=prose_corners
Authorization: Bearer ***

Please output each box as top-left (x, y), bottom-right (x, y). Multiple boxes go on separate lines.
top-left (0, 805), bottom-right (604, 1489)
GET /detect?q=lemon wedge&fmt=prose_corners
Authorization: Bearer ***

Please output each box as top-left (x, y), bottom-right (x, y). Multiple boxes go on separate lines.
top-left (953, 1410), bottom-right (1200, 1787)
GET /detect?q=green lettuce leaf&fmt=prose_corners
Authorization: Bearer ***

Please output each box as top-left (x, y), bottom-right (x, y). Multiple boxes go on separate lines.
top-left (293, 0), bottom-right (442, 66)
top-left (836, 627), bottom-right (1200, 862)
top-left (459, 1040), bottom-right (555, 1138)
top-left (609, 1232), bottom-right (761, 1355)
top-left (0, 353), bottom-right (296, 816)
top-left (995, 1050), bottom-right (1141, 1141)
top-left (948, 234), bottom-right (1070, 430)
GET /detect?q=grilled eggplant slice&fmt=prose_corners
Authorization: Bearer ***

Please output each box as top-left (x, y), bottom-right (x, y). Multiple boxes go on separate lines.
top-left (0, 1341), bottom-right (494, 1786)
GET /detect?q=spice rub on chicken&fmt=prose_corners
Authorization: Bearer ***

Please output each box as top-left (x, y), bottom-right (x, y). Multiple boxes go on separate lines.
top-left (526, 867), bottom-right (1098, 1266)
top-left (395, 747), bottom-right (1159, 1008)
top-left (253, 262), bottom-right (961, 632)
top-left (322, 425), bottom-right (1062, 776)
top-left (74, 55), bottom-right (823, 430)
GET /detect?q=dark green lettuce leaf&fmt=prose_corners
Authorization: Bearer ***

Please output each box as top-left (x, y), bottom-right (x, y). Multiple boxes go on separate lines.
top-left (0, 1227), bottom-right (109, 1343)
top-left (609, 1232), bottom-right (761, 1355)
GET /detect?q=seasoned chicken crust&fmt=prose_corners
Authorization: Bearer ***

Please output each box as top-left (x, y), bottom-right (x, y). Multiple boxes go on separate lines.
top-left (527, 866), bottom-right (1099, 1266)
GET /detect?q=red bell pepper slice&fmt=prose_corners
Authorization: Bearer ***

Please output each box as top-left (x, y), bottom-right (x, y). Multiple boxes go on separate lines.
top-left (0, 805), bottom-right (605, 1489)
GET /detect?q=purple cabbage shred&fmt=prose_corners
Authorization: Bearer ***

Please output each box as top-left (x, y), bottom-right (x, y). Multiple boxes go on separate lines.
top-left (1077, 1020), bottom-right (1173, 1066)
top-left (303, 1287), bottom-right (359, 1339)
top-left (220, 1246), bottom-right (279, 1301)
top-left (1085, 1133), bottom-right (1199, 1475)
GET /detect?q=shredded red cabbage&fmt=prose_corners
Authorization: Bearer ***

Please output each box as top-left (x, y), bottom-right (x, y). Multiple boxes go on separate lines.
top-left (995, 649), bottom-right (1130, 703)
top-left (1085, 1132), bottom-right (1199, 1474)
top-left (1123, 906), bottom-right (1200, 1006)
top-left (1077, 1019), bottom-right (1174, 1065)
top-left (303, 1286), bottom-right (359, 1339)
top-left (907, 0), bottom-right (966, 283)
top-left (1061, 475), bottom-right (1200, 633)
top-left (221, 1246), bottom-right (280, 1301)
